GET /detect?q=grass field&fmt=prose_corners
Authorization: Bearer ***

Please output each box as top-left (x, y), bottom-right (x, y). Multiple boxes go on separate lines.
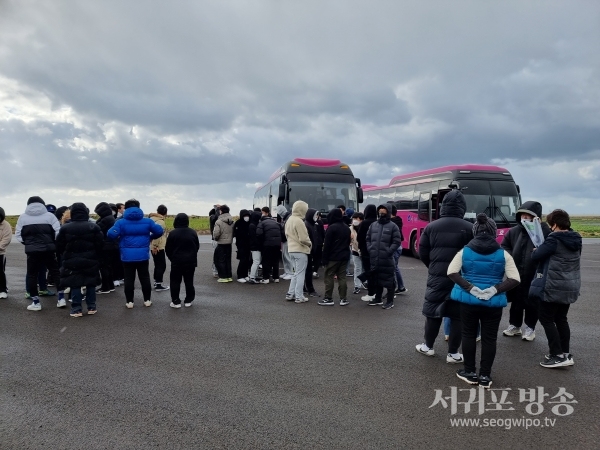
top-left (4, 215), bottom-right (600, 237)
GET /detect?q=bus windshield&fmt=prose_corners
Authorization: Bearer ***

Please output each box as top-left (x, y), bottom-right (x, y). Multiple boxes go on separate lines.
top-left (288, 181), bottom-right (358, 213)
top-left (459, 179), bottom-right (520, 225)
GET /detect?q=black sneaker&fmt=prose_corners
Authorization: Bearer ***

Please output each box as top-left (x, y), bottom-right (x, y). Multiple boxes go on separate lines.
top-left (395, 287), bottom-right (407, 294)
top-left (96, 288), bottom-right (113, 294)
top-left (478, 375), bottom-right (493, 389)
top-left (540, 355), bottom-right (570, 368)
top-left (382, 302), bottom-right (394, 310)
top-left (353, 287), bottom-right (361, 295)
top-left (368, 299), bottom-right (383, 306)
top-left (339, 299), bottom-right (349, 306)
top-left (318, 298), bottom-right (334, 306)
top-left (456, 369), bottom-right (479, 385)
top-left (308, 291), bottom-right (321, 297)
top-left (247, 278), bottom-right (259, 284)
top-left (155, 284), bottom-right (170, 291)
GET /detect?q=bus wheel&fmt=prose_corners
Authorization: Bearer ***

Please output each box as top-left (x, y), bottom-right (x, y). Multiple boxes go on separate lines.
top-left (410, 233), bottom-right (420, 259)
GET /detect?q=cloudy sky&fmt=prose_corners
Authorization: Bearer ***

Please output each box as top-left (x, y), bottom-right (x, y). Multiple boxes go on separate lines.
top-left (1, 1), bottom-right (599, 215)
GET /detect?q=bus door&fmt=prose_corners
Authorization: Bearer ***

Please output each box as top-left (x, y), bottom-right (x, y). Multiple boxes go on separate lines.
top-left (432, 189), bottom-right (452, 220)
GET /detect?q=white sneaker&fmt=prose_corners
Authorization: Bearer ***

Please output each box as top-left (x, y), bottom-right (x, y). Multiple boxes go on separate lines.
top-left (281, 274), bottom-right (293, 280)
top-left (237, 278), bottom-right (247, 283)
top-left (416, 343), bottom-right (435, 356)
top-left (113, 280), bottom-right (121, 287)
top-left (184, 302), bottom-right (192, 307)
top-left (294, 296), bottom-right (309, 303)
top-left (57, 299), bottom-right (67, 308)
top-left (361, 294), bottom-right (375, 302)
top-left (170, 302), bottom-right (181, 309)
top-left (522, 326), bottom-right (536, 341)
top-left (27, 302), bottom-right (42, 311)
top-left (126, 302), bottom-right (134, 309)
top-left (502, 324), bottom-right (522, 336)
top-left (144, 300), bottom-right (152, 307)
top-left (274, 279), bottom-right (280, 283)
top-left (64, 287), bottom-right (71, 294)
top-left (447, 353), bottom-right (464, 364)
top-left (259, 279), bottom-right (270, 284)
top-left (0, 292), bottom-right (7, 299)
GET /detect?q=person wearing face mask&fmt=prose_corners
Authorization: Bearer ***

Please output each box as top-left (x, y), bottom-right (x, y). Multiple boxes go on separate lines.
top-left (302, 208), bottom-right (320, 297)
top-left (312, 212), bottom-right (325, 278)
top-left (256, 207), bottom-right (282, 284)
top-left (276, 205), bottom-right (294, 280)
top-left (366, 205), bottom-right (401, 309)
top-left (350, 212), bottom-right (365, 295)
top-left (233, 209), bottom-right (252, 282)
top-left (500, 201), bottom-right (551, 341)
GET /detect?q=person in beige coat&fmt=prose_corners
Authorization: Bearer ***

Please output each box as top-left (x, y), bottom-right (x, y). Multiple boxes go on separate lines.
top-left (213, 204), bottom-right (234, 282)
top-left (0, 207), bottom-right (12, 298)
top-left (149, 205), bottom-right (169, 291)
top-left (284, 200), bottom-right (312, 303)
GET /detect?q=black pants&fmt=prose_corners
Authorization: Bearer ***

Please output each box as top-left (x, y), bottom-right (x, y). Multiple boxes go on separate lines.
top-left (313, 246), bottom-right (323, 273)
top-left (0, 255), bottom-right (6, 292)
top-left (375, 284), bottom-right (395, 304)
top-left (112, 250), bottom-right (124, 281)
top-left (261, 246), bottom-right (280, 280)
top-left (509, 290), bottom-right (539, 329)
top-left (303, 254), bottom-right (315, 293)
top-left (360, 255), bottom-right (376, 296)
top-left (324, 260), bottom-right (348, 300)
top-left (539, 302), bottom-right (571, 355)
top-left (123, 260), bottom-right (152, 303)
top-left (425, 316), bottom-right (461, 354)
top-left (152, 249), bottom-right (167, 283)
top-left (460, 304), bottom-right (503, 377)
top-left (27, 252), bottom-right (60, 297)
top-left (236, 249), bottom-right (251, 280)
top-left (99, 250), bottom-right (116, 291)
top-left (170, 264), bottom-right (196, 304)
top-left (215, 244), bottom-right (233, 278)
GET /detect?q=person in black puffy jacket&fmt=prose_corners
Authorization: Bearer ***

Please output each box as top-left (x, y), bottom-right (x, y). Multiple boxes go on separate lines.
top-left (256, 207), bottom-right (282, 283)
top-left (366, 204), bottom-right (401, 309)
top-left (303, 208), bottom-right (319, 296)
top-left (56, 202), bottom-right (104, 317)
top-left (313, 212), bottom-right (325, 276)
top-left (233, 209), bottom-right (252, 282)
top-left (416, 190), bottom-right (473, 359)
top-left (165, 213), bottom-right (200, 308)
top-left (390, 204), bottom-right (406, 294)
top-left (357, 204), bottom-right (377, 299)
top-left (94, 202), bottom-right (119, 293)
top-left (319, 208), bottom-right (351, 305)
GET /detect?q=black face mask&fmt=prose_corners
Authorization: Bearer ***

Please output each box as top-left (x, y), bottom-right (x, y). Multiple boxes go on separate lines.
top-left (379, 213), bottom-right (387, 219)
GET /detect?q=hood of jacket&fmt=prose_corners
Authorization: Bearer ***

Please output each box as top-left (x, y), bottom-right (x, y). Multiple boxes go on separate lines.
top-left (552, 230), bottom-right (582, 251)
top-left (516, 201), bottom-right (543, 223)
top-left (0, 206), bottom-right (4, 223)
top-left (440, 190), bottom-right (467, 218)
top-left (363, 204), bottom-right (377, 221)
top-left (173, 213), bottom-right (189, 228)
top-left (70, 202), bottom-right (90, 222)
top-left (276, 204), bottom-right (288, 218)
top-left (305, 208), bottom-right (318, 225)
top-left (94, 202), bottom-right (113, 219)
top-left (123, 206), bottom-right (144, 221)
top-left (327, 208), bottom-right (344, 224)
top-left (239, 209), bottom-right (250, 219)
top-left (376, 204), bottom-right (391, 224)
top-left (292, 200), bottom-right (309, 219)
top-left (250, 211), bottom-right (262, 225)
top-left (24, 202), bottom-right (48, 217)
top-left (217, 212), bottom-right (233, 225)
top-left (466, 234), bottom-right (500, 255)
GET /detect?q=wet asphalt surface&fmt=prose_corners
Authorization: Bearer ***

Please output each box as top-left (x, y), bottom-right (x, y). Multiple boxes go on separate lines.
top-left (1, 237), bottom-right (599, 449)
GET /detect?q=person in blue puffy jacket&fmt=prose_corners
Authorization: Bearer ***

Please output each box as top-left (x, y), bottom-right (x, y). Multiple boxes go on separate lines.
top-left (108, 199), bottom-right (163, 309)
top-left (447, 214), bottom-right (520, 389)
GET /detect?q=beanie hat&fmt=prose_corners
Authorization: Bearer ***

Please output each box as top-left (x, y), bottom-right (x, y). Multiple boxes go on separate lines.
top-left (472, 213), bottom-right (497, 237)
top-left (27, 196), bottom-right (45, 206)
top-left (276, 205), bottom-right (288, 217)
top-left (346, 207), bottom-right (355, 217)
top-left (46, 204), bottom-right (57, 213)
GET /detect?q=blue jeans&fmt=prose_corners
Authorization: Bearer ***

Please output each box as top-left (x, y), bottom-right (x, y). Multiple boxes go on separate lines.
top-left (393, 247), bottom-right (405, 290)
top-left (70, 286), bottom-right (97, 312)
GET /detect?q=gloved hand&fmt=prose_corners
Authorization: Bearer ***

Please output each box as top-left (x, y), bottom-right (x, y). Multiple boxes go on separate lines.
top-left (469, 286), bottom-right (485, 299)
top-left (479, 286), bottom-right (498, 301)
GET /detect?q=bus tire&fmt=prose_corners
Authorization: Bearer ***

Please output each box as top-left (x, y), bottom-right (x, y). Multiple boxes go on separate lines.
top-left (410, 233), bottom-right (420, 259)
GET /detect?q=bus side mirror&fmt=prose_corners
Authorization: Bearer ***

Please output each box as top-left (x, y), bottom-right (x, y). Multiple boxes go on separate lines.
top-left (516, 185), bottom-right (520, 194)
top-left (355, 177), bottom-right (362, 188)
top-left (357, 187), bottom-right (364, 204)
top-left (278, 183), bottom-right (286, 204)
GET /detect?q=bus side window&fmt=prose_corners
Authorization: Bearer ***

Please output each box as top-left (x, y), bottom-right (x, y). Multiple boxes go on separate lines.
top-left (394, 185), bottom-right (414, 210)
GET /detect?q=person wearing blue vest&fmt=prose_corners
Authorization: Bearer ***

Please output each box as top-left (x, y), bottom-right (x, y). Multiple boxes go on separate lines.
top-left (107, 199), bottom-right (164, 308)
top-left (448, 213), bottom-right (520, 388)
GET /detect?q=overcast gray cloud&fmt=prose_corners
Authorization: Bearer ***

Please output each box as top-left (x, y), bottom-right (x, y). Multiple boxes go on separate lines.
top-left (1, 0), bottom-right (599, 214)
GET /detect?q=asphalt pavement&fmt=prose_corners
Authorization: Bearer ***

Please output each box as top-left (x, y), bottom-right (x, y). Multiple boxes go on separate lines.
top-left (1, 237), bottom-right (599, 449)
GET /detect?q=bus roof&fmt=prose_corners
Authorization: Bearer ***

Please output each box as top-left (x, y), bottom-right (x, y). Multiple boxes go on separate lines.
top-left (263, 158), bottom-right (355, 185)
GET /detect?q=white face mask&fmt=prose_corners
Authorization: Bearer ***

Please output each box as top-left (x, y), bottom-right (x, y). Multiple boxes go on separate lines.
top-left (313, 213), bottom-right (319, 222)
top-left (521, 218), bottom-right (532, 224)
top-left (352, 220), bottom-right (360, 226)
top-left (244, 216), bottom-right (250, 222)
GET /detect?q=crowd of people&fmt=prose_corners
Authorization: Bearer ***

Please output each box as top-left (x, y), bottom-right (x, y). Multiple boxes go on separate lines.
top-left (0, 191), bottom-right (583, 387)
